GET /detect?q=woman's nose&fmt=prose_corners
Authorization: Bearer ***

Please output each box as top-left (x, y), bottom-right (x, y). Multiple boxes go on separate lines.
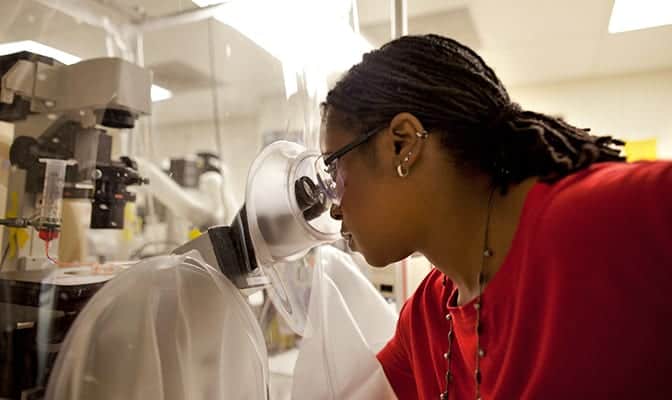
top-left (330, 203), bottom-right (343, 220)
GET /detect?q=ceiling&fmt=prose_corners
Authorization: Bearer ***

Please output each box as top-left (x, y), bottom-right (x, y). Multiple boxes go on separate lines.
top-left (0, 0), bottom-right (671, 126)
top-left (357, 0), bottom-right (672, 86)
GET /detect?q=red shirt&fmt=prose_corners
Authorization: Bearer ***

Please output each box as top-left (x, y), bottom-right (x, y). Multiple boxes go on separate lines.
top-left (378, 161), bottom-right (672, 399)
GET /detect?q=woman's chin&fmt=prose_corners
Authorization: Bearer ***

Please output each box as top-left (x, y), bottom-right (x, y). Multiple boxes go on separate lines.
top-left (345, 238), bottom-right (394, 267)
top-left (358, 249), bottom-right (392, 267)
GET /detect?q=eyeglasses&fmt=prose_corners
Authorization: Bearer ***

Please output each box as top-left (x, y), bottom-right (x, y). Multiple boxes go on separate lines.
top-left (315, 126), bottom-right (385, 206)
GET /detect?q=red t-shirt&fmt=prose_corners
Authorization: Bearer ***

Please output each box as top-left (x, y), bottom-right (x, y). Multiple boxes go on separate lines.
top-left (378, 161), bottom-right (672, 399)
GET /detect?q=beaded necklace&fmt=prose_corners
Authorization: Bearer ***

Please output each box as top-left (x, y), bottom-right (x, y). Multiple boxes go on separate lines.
top-left (440, 187), bottom-right (496, 400)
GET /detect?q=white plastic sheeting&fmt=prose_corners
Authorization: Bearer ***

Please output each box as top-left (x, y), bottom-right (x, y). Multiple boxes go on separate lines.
top-left (292, 246), bottom-right (398, 400)
top-left (45, 252), bottom-right (269, 400)
top-left (44, 245), bottom-right (397, 399)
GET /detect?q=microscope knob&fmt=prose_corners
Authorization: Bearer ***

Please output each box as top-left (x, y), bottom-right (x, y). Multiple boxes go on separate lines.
top-left (120, 156), bottom-right (138, 170)
top-left (9, 135), bottom-right (39, 169)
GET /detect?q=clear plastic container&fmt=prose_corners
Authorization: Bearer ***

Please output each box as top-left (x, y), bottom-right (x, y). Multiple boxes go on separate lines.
top-left (38, 158), bottom-right (68, 229)
top-left (244, 141), bottom-right (341, 334)
top-left (45, 252), bottom-right (269, 400)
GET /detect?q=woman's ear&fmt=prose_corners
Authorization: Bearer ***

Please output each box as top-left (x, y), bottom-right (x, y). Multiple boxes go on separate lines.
top-left (386, 112), bottom-right (428, 176)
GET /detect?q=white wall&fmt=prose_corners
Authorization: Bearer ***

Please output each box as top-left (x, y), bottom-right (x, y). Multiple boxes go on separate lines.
top-left (508, 68), bottom-right (672, 159)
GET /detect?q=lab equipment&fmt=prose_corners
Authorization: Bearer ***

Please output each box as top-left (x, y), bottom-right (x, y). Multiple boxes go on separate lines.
top-left (0, 266), bottom-right (118, 399)
top-left (36, 159), bottom-right (68, 241)
top-left (43, 246), bottom-right (396, 400)
top-left (0, 50), bottom-right (151, 399)
top-left (135, 154), bottom-right (235, 233)
top-left (127, 152), bottom-right (237, 259)
top-left (174, 140), bottom-right (339, 333)
top-left (36, 159), bottom-right (66, 230)
top-left (45, 252), bottom-right (269, 400)
top-left (0, 158), bottom-right (71, 239)
top-left (0, 135), bottom-right (335, 399)
top-left (0, 51), bottom-right (151, 270)
top-left (2, 127), bottom-right (399, 399)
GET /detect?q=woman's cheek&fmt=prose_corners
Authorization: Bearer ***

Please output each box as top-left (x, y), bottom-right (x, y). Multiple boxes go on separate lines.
top-left (336, 165), bottom-right (347, 196)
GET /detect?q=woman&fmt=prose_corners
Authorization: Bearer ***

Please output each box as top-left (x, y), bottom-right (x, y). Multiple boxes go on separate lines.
top-left (317, 34), bottom-right (672, 399)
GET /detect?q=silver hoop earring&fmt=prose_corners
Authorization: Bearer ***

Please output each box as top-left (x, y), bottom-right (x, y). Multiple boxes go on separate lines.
top-left (397, 163), bottom-right (409, 178)
top-left (397, 151), bottom-right (412, 178)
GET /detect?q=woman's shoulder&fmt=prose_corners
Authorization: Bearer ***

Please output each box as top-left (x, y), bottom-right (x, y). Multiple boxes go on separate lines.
top-left (522, 161), bottom-right (672, 275)
top-left (529, 161), bottom-right (672, 235)
top-left (541, 161), bottom-right (672, 211)
top-left (398, 267), bottom-right (448, 329)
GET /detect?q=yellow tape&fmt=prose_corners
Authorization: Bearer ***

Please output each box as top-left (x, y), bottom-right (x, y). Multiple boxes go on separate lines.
top-left (7, 192), bottom-right (28, 258)
top-left (624, 138), bottom-right (657, 162)
top-left (188, 228), bottom-right (202, 240)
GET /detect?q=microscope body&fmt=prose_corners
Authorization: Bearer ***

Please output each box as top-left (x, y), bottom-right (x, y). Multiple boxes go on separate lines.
top-left (0, 51), bottom-right (151, 271)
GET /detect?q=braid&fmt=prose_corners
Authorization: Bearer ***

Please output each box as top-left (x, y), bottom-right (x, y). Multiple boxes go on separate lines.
top-left (325, 34), bottom-right (625, 193)
top-left (490, 109), bottom-right (624, 192)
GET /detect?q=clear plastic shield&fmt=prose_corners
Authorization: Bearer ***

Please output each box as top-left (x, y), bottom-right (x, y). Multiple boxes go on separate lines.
top-left (0, 2), bottom-right (369, 399)
top-left (45, 253), bottom-right (268, 400)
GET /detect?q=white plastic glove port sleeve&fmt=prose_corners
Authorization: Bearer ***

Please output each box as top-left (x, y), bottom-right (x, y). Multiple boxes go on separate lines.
top-left (292, 246), bottom-right (399, 400)
top-left (45, 252), bottom-right (269, 400)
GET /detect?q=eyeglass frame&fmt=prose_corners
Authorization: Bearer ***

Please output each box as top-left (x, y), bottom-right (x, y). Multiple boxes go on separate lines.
top-left (313, 125), bottom-right (385, 206)
top-left (323, 125), bottom-right (386, 167)
top-left (317, 125), bottom-right (429, 206)
top-left (322, 125), bottom-right (429, 169)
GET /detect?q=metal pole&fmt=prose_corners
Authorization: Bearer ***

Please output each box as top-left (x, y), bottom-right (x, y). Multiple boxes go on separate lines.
top-left (391, 0), bottom-right (408, 38)
top-left (391, 0), bottom-right (408, 39)
top-left (391, 0), bottom-right (408, 308)
top-left (351, 0), bottom-right (361, 35)
top-left (137, 1), bottom-right (234, 32)
top-left (134, 33), bottom-right (145, 67)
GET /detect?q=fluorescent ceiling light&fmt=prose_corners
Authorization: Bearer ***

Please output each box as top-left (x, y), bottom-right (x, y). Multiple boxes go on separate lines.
top-left (151, 86), bottom-right (172, 103)
top-left (150, 85), bottom-right (173, 102)
top-left (609, 0), bottom-right (672, 33)
top-left (0, 40), bottom-right (172, 102)
top-left (0, 40), bottom-right (82, 65)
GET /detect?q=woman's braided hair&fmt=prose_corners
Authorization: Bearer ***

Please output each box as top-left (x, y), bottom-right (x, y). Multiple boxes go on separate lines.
top-left (324, 34), bottom-right (625, 193)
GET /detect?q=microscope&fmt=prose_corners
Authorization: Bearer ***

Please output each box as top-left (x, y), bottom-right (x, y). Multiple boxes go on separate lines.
top-left (0, 51), bottom-right (151, 270)
top-left (0, 51), bottom-right (151, 399)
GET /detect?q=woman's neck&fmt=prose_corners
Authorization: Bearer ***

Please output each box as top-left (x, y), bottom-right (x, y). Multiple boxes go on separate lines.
top-left (420, 177), bottom-right (537, 306)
